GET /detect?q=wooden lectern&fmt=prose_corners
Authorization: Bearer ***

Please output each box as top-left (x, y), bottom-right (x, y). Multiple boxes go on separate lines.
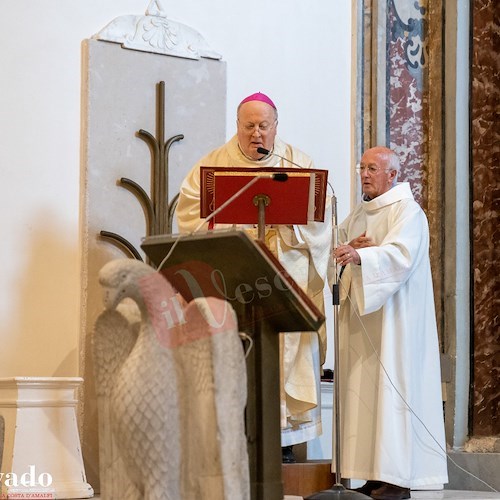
top-left (143, 165), bottom-right (328, 499)
top-left (142, 229), bottom-right (325, 500)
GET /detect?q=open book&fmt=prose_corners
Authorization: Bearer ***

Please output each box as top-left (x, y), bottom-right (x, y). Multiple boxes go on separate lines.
top-left (200, 166), bottom-right (328, 225)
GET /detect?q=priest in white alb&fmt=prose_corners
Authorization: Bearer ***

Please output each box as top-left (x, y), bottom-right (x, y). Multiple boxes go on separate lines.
top-left (176, 92), bottom-right (332, 461)
top-left (333, 146), bottom-right (448, 500)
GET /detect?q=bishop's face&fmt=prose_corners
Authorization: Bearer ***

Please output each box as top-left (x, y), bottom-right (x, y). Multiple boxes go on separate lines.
top-left (359, 148), bottom-right (398, 199)
top-left (237, 101), bottom-right (278, 160)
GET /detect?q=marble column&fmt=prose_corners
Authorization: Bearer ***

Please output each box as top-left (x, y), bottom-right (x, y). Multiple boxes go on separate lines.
top-left (354, 0), bottom-right (499, 447)
top-left (354, 0), bottom-right (445, 342)
top-left (470, 0), bottom-right (499, 437)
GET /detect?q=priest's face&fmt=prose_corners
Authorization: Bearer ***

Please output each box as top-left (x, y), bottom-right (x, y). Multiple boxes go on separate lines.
top-left (237, 101), bottom-right (278, 160)
top-left (358, 147), bottom-right (398, 199)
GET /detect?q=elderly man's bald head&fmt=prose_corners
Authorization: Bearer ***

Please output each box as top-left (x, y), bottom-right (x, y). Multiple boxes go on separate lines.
top-left (236, 94), bottom-right (278, 160)
top-left (358, 146), bottom-right (401, 199)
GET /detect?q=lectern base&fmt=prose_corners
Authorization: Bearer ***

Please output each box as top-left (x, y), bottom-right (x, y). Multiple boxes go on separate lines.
top-left (306, 484), bottom-right (372, 499)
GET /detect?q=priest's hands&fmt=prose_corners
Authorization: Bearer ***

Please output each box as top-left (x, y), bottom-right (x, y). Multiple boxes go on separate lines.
top-left (348, 232), bottom-right (375, 250)
top-left (334, 244), bottom-right (361, 266)
top-left (334, 232), bottom-right (375, 267)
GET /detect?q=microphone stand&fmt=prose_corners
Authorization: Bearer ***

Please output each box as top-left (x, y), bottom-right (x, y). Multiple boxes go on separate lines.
top-left (306, 193), bottom-right (370, 500)
top-left (157, 175), bottom-right (265, 271)
top-left (256, 147), bottom-right (304, 169)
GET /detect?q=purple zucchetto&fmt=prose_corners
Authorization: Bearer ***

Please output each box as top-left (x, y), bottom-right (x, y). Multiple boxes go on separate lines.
top-left (239, 92), bottom-right (277, 110)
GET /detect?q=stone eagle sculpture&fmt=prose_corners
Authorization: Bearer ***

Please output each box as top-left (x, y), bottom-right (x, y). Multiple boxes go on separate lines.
top-left (93, 258), bottom-right (249, 499)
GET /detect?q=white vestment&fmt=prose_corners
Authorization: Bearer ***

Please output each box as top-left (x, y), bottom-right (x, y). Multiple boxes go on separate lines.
top-left (337, 182), bottom-right (448, 488)
top-left (176, 134), bottom-right (332, 445)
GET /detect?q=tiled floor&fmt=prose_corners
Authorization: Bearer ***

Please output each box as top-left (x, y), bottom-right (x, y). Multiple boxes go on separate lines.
top-left (411, 492), bottom-right (500, 499)
top-left (282, 492), bottom-right (500, 500)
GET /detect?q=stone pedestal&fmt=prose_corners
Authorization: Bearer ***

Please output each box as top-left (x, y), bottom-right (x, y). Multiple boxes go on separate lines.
top-left (0, 377), bottom-right (93, 499)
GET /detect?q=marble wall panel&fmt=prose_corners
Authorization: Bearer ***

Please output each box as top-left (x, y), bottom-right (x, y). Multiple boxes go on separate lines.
top-left (384, 0), bottom-right (445, 343)
top-left (386, 0), bottom-right (429, 208)
top-left (470, 0), bottom-right (500, 437)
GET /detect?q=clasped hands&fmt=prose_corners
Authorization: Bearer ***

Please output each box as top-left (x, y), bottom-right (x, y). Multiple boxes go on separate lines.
top-left (334, 232), bottom-right (375, 267)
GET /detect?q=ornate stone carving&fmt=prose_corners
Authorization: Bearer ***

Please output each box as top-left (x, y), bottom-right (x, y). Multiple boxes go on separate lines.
top-left (93, 0), bottom-right (222, 60)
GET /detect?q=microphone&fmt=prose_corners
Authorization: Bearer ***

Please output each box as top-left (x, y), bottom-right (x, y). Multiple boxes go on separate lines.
top-left (271, 172), bottom-right (289, 182)
top-left (257, 147), bottom-right (304, 169)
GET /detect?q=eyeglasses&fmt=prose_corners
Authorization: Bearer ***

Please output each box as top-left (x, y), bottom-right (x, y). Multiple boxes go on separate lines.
top-left (238, 120), bottom-right (277, 133)
top-left (355, 163), bottom-right (389, 175)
